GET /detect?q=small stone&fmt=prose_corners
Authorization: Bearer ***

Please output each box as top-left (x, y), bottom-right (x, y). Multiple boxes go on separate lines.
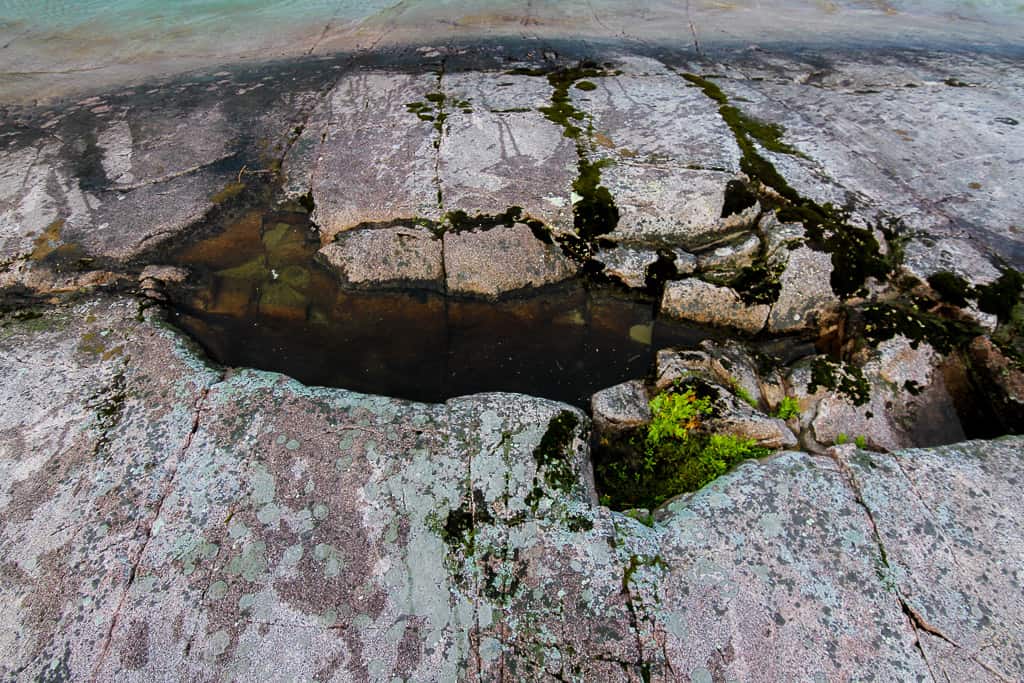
top-left (591, 380), bottom-right (651, 436)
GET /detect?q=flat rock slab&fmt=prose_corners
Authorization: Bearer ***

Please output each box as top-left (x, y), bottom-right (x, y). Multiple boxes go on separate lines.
top-left (3, 296), bottom-right (1022, 680)
top-left (656, 451), bottom-right (930, 681)
top-left (439, 73), bottom-right (576, 232)
top-left (285, 72), bottom-right (443, 240)
top-left (709, 53), bottom-right (1024, 266)
top-left (661, 278), bottom-right (770, 333)
top-left (442, 224), bottom-right (577, 298)
top-left (840, 440), bottom-right (1024, 682)
top-left (316, 226), bottom-right (444, 290)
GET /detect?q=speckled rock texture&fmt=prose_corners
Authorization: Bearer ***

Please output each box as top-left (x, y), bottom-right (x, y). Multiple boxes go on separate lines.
top-left (2, 297), bottom-right (1021, 681)
top-left (443, 224), bottom-right (577, 298)
top-left (661, 279), bottom-right (770, 334)
top-left (317, 226), bottom-right (444, 291)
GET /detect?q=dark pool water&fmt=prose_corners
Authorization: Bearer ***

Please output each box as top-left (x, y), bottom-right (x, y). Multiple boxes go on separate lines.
top-left (164, 207), bottom-right (714, 407)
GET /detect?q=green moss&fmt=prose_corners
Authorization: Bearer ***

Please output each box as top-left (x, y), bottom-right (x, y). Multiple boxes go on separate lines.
top-left (975, 268), bottom-right (1024, 323)
top-left (775, 396), bottom-right (800, 420)
top-left (532, 411), bottom-right (581, 494)
top-left (729, 260), bottom-right (784, 305)
top-left (572, 157), bottom-right (619, 240)
top-left (861, 302), bottom-right (982, 354)
top-left (594, 386), bottom-right (770, 510)
top-left (808, 357), bottom-right (871, 406)
top-left (574, 80), bottom-right (597, 91)
top-left (777, 203), bottom-right (899, 299)
top-left (927, 271), bottom-right (971, 307)
top-left (440, 489), bottom-right (493, 555)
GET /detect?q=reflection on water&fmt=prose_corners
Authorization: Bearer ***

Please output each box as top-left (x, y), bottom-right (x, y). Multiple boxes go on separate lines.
top-left (165, 208), bottom-right (711, 407)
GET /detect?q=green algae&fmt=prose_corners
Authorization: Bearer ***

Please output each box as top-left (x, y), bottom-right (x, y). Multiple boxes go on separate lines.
top-left (513, 63), bottom-right (620, 254)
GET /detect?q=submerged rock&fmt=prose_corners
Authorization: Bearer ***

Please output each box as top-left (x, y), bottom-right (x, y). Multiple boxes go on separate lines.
top-left (443, 223), bottom-right (576, 298)
top-left (316, 225), bottom-right (443, 291)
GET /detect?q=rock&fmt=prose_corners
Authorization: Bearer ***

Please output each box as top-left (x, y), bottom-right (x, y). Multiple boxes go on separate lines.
top-left (443, 224), bottom-right (576, 298)
top-left (901, 235), bottom-right (1002, 288)
top-left (838, 441), bottom-right (1024, 681)
top-left (706, 409), bottom-right (799, 450)
top-left (769, 244), bottom-right (841, 333)
top-left (696, 232), bottom-right (761, 277)
top-left (2, 295), bottom-right (1022, 681)
top-left (656, 450), bottom-right (933, 682)
top-left (596, 246), bottom-right (659, 289)
top-left (655, 347), bottom-right (715, 392)
top-left (793, 337), bottom-right (965, 453)
top-left (284, 72), bottom-right (442, 241)
top-left (139, 265), bottom-right (189, 284)
top-left (591, 380), bottom-right (650, 435)
top-left (661, 278), bottom-right (770, 333)
top-left (316, 226), bottom-right (443, 290)
top-left (601, 167), bottom-right (752, 249)
top-left (439, 73), bottom-right (577, 233)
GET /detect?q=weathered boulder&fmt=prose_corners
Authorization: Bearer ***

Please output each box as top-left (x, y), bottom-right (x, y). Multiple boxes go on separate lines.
top-left (591, 380), bottom-right (650, 436)
top-left (661, 278), bottom-right (770, 333)
top-left (316, 226), bottom-right (443, 291)
top-left (790, 336), bottom-right (965, 453)
top-left (443, 224), bottom-right (576, 298)
top-left (1, 296), bottom-right (1022, 681)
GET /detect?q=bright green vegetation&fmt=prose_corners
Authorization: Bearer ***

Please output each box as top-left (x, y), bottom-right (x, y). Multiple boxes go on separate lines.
top-left (595, 388), bottom-right (771, 510)
top-left (775, 396), bottom-right (800, 420)
top-left (855, 435), bottom-right (868, 449)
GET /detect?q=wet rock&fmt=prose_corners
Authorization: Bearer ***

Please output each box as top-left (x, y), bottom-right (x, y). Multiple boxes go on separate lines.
top-left (661, 278), bottom-right (770, 333)
top-left (696, 232), bottom-right (761, 278)
top-left (443, 223), bottom-right (576, 298)
top-left (316, 226), bottom-right (443, 291)
top-left (591, 380), bottom-right (650, 436)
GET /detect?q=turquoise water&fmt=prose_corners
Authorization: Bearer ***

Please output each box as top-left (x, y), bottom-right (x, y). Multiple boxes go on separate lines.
top-left (2, 0), bottom-right (1022, 102)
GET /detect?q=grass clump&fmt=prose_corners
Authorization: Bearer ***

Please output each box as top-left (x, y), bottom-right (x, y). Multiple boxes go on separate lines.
top-left (594, 387), bottom-right (771, 510)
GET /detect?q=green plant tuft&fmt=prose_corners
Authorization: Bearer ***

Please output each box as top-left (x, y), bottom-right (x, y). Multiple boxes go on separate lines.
top-left (775, 396), bottom-right (800, 420)
top-left (594, 387), bottom-right (771, 510)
